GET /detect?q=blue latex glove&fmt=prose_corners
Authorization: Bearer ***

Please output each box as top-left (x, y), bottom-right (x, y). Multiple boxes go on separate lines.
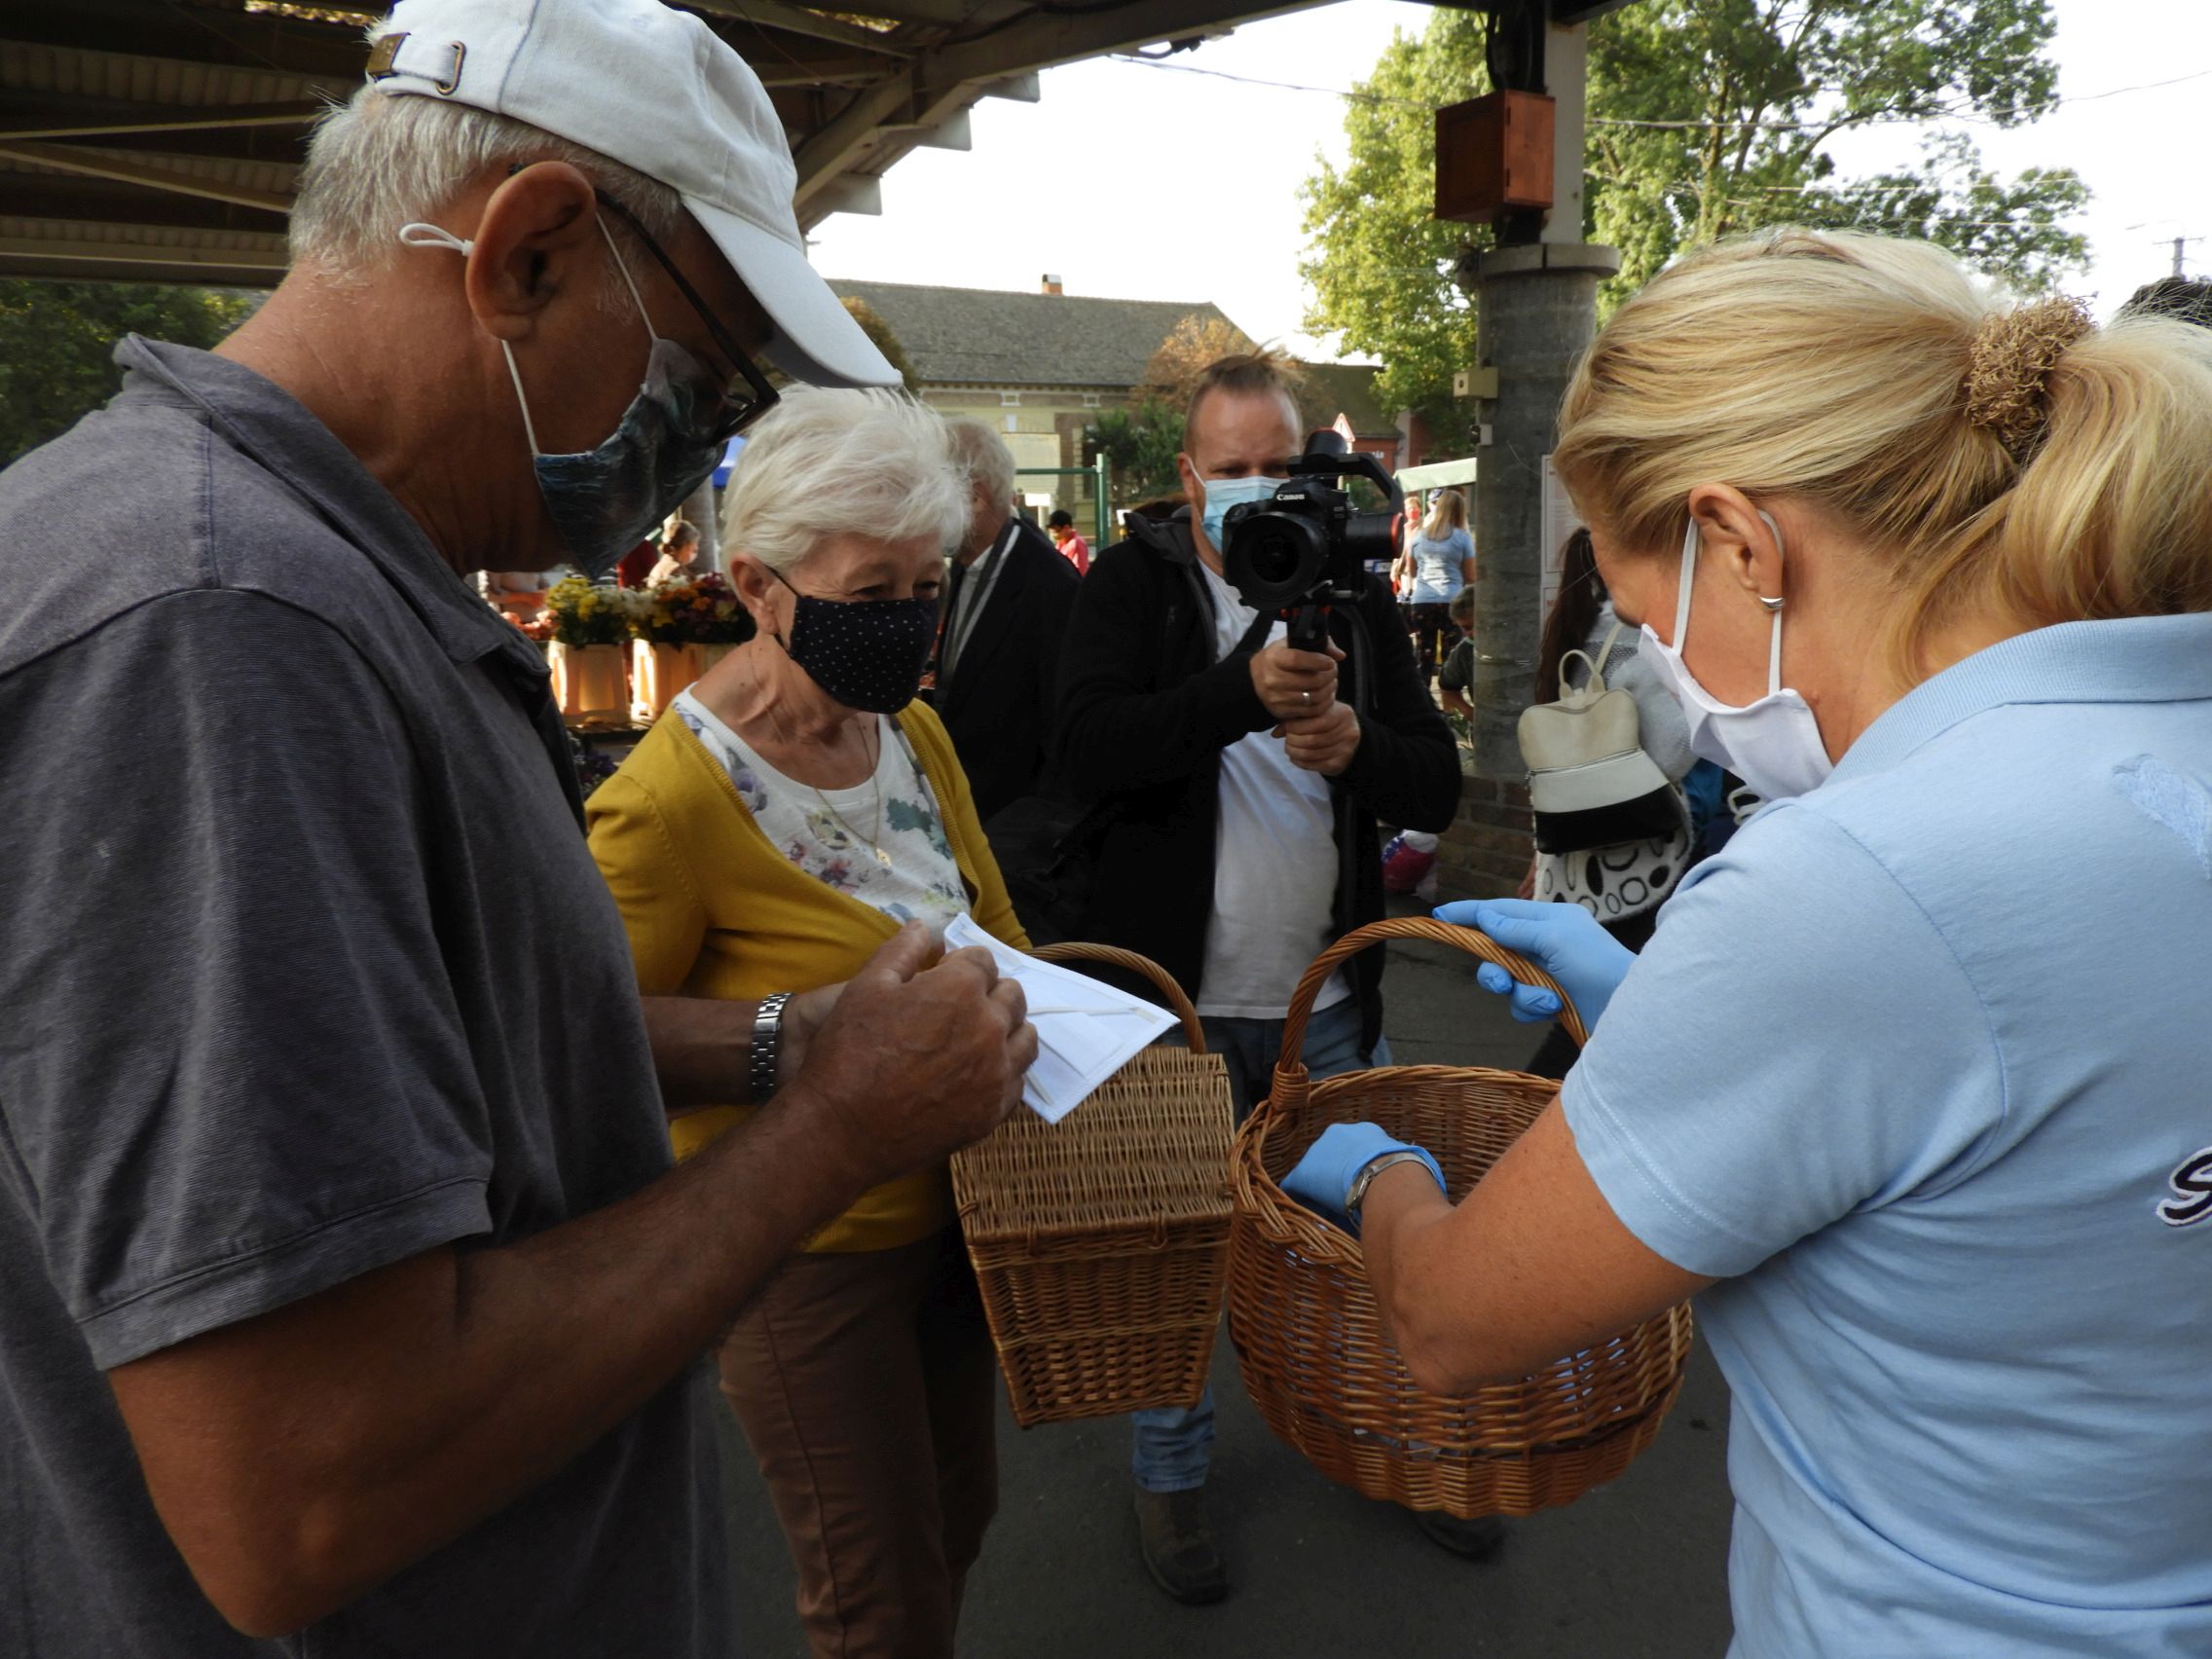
top-left (1432, 898), bottom-right (1636, 1031)
top-left (1281, 1123), bottom-right (1446, 1234)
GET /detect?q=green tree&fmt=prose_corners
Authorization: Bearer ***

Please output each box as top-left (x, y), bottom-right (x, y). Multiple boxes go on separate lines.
top-left (841, 296), bottom-right (917, 390)
top-left (1138, 313), bottom-right (1261, 407)
top-left (1584, 0), bottom-right (2084, 295)
top-left (0, 280), bottom-right (257, 464)
top-left (1298, 8), bottom-right (1492, 456)
top-left (1300, 1), bottom-right (2087, 444)
top-left (1089, 396), bottom-right (1185, 502)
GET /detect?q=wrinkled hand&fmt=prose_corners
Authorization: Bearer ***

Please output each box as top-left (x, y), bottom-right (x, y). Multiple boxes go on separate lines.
top-left (783, 923), bottom-right (1036, 1193)
top-left (1433, 898), bottom-right (1635, 1031)
top-left (1276, 701), bottom-right (1361, 776)
top-left (1282, 1123), bottom-right (1446, 1235)
top-left (1250, 640), bottom-right (1339, 723)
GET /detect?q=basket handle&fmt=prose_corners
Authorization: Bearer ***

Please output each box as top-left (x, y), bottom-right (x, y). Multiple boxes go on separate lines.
top-left (1275, 916), bottom-right (1587, 1080)
top-left (1031, 941), bottom-right (1206, 1054)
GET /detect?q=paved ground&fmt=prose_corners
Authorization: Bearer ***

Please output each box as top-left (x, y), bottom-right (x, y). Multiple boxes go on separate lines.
top-left (718, 913), bottom-right (1738, 1656)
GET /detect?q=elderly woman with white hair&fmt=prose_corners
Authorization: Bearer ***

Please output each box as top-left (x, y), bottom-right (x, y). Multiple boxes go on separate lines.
top-left (587, 387), bottom-right (1025, 1659)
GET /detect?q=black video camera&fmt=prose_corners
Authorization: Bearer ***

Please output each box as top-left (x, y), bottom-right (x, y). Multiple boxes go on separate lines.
top-left (1220, 429), bottom-right (1404, 652)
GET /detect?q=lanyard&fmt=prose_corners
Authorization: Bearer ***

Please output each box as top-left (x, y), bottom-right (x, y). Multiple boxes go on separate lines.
top-left (943, 518), bottom-right (1018, 681)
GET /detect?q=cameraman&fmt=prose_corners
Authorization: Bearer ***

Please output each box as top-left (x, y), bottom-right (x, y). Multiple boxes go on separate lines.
top-left (1056, 351), bottom-right (1462, 1603)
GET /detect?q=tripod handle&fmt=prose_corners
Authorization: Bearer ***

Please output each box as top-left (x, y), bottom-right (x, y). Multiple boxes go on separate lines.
top-left (1284, 602), bottom-right (1332, 655)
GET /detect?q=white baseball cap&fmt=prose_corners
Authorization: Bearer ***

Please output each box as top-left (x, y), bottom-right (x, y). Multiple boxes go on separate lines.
top-left (365, 0), bottom-right (895, 387)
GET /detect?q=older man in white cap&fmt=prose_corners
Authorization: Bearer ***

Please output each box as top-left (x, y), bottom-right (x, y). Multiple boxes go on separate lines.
top-left (0, 2), bottom-right (1033, 1654)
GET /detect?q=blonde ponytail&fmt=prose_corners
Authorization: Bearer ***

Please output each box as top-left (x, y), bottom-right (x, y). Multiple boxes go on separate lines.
top-left (1552, 227), bottom-right (2212, 681)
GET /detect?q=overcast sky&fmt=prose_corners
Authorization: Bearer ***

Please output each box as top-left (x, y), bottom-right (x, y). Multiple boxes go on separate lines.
top-left (804, 0), bottom-right (2212, 359)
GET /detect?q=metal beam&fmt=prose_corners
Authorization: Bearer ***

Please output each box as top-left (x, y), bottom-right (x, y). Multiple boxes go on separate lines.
top-left (791, 71), bottom-right (921, 206)
top-left (827, 0), bottom-right (995, 20)
top-left (1550, 1), bottom-right (1639, 22)
top-left (913, 109), bottom-right (971, 150)
top-left (0, 232), bottom-right (288, 284)
top-left (793, 2), bottom-right (1323, 210)
top-left (753, 58), bottom-right (907, 89)
top-left (926, 0), bottom-right (1326, 86)
top-left (0, 142), bottom-right (293, 215)
top-left (680, 0), bottom-right (913, 55)
top-left (0, 0), bottom-right (364, 80)
top-left (0, 102), bottom-right (327, 142)
top-left (808, 174), bottom-right (883, 217)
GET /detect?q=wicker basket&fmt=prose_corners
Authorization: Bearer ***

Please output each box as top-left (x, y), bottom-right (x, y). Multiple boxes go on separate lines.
top-left (1228, 917), bottom-right (1693, 1518)
top-left (951, 944), bottom-right (1235, 1428)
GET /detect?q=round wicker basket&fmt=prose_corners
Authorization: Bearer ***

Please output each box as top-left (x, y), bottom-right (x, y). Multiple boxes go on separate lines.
top-left (1227, 917), bottom-right (1693, 1518)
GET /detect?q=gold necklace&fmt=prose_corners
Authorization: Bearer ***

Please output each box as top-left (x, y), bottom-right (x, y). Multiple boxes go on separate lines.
top-left (726, 671), bottom-right (893, 867)
top-left (809, 723), bottom-right (892, 868)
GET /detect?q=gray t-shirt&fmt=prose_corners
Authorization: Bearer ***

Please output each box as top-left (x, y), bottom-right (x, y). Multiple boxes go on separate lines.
top-left (0, 339), bottom-right (731, 1656)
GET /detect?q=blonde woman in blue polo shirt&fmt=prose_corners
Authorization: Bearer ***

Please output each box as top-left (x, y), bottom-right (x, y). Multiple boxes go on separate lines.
top-left (1285, 229), bottom-right (2212, 1656)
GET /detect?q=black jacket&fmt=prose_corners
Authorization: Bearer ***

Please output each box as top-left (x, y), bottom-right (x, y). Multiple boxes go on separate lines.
top-left (933, 516), bottom-right (1082, 825)
top-left (1055, 508), bottom-right (1461, 1054)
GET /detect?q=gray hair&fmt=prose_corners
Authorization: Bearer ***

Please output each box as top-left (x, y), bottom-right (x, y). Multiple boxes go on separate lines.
top-left (722, 389), bottom-right (970, 573)
top-left (289, 80), bottom-right (682, 275)
top-left (943, 416), bottom-right (1017, 505)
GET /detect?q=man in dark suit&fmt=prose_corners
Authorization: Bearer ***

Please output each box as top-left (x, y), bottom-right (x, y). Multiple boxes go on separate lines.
top-left (935, 419), bottom-right (1081, 824)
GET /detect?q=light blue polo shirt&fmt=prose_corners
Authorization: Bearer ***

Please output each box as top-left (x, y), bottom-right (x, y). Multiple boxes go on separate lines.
top-left (1562, 613), bottom-right (2212, 1657)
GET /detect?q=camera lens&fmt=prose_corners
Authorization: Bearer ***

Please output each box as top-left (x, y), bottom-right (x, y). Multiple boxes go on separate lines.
top-left (1248, 529), bottom-right (1304, 590)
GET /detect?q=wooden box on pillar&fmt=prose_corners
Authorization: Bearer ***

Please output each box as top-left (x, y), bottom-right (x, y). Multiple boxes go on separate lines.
top-left (1434, 91), bottom-right (1555, 223)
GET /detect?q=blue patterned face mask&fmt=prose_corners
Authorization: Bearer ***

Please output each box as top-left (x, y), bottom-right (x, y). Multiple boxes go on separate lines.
top-left (397, 218), bottom-right (725, 579)
top-left (1190, 471), bottom-right (1282, 555)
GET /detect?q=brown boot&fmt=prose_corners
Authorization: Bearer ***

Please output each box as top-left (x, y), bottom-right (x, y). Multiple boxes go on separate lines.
top-left (1134, 1487), bottom-right (1230, 1604)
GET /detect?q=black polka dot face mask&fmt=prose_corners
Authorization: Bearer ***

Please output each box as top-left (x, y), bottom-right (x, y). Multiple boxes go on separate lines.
top-left (769, 570), bottom-right (940, 714)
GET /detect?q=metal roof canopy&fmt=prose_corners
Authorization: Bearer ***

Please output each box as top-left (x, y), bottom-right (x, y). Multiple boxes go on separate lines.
top-left (0, 0), bottom-right (1324, 289)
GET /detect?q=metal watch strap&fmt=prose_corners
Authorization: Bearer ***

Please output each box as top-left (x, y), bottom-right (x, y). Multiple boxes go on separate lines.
top-left (1346, 1149), bottom-right (1439, 1226)
top-left (749, 992), bottom-right (793, 1103)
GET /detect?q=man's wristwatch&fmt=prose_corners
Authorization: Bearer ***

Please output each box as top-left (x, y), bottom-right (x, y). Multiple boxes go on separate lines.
top-left (1345, 1149), bottom-right (1444, 1228)
top-left (749, 992), bottom-right (793, 1103)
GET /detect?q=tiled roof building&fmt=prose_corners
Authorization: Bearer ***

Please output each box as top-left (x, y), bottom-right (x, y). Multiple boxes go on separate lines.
top-left (829, 278), bottom-right (1240, 392)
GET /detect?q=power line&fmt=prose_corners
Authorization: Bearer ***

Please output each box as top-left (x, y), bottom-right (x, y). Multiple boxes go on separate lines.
top-left (1102, 52), bottom-right (2212, 133)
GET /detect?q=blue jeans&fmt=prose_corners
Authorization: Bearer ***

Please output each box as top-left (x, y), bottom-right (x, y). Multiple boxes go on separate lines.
top-left (1130, 994), bottom-right (1390, 1493)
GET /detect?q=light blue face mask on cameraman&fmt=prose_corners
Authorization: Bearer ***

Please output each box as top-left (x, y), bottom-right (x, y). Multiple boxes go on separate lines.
top-left (398, 217), bottom-right (725, 579)
top-left (1190, 470), bottom-right (1283, 555)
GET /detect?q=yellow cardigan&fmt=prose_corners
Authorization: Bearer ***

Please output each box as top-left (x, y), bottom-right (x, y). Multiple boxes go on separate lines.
top-left (585, 698), bottom-right (1027, 1253)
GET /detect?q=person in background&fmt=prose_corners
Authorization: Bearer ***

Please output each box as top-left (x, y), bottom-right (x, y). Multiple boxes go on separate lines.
top-left (1435, 585), bottom-right (1478, 725)
top-left (1289, 226), bottom-right (2212, 1659)
top-left (482, 565), bottom-right (557, 618)
top-left (1515, 527), bottom-right (1698, 1079)
top-left (0, 2), bottom-right (1037, 1654)
top-left (1056, 350), bottom-right (1465, 1602)
top-left (933, 419), bottom-right (1082, 825)
top-left (1048, 507), bottom-right (1091, 575)
top-left (614, 535), bottom-right (660, 588)
top-left (588, 389), bottom-right (1022, 1659)
top-left (646, 518), bottom-right (702, 585)
top-left (1399, 488), bottom-right (1473, 682)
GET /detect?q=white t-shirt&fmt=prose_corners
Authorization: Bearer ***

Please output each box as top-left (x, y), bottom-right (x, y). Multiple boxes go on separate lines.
top-left (673, 690), bottom-right (969, 930)
top-left (1194, 561), bottom-right (1351, 1020)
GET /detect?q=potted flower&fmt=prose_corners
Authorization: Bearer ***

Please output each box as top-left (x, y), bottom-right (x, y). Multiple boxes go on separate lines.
top-left (543, 575), bottom-right (632, 720)
top-left (683, 571), bottom-right (755, 672)
top-left (630, 575), bottom-right (705, 722)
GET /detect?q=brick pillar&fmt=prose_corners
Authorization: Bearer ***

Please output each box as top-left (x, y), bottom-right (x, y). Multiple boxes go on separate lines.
top-left (1432, 763), bottom-right (1533, 903)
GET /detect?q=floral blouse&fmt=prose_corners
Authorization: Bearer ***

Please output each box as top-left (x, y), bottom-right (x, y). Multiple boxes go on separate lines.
top-left (672, 689), bottom-right (968, 929)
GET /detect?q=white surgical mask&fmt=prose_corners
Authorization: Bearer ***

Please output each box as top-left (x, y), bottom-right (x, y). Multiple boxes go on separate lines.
top-left (1637, 511), bottom-right (1834, 803)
